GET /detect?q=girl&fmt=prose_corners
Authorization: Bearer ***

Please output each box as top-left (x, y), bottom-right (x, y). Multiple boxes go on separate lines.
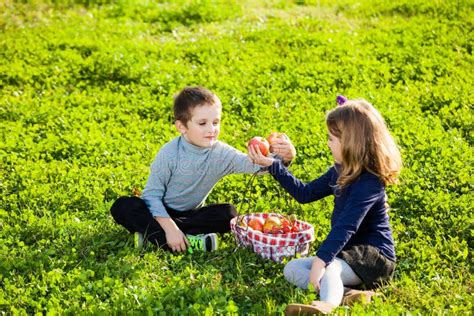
top-left (248, 98), bottom-right (402, 314)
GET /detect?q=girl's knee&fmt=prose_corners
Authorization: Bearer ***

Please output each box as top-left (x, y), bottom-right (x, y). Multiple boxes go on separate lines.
top-left (283, 260), bottom-right (302, 282)
top-left (284, 259), bottom-right (312, 289)
top-left (324, 260), bottom-right (343, 277)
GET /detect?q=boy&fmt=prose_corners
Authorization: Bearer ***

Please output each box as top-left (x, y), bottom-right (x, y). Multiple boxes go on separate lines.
top-left (111, 86), bottom-right (295, 253)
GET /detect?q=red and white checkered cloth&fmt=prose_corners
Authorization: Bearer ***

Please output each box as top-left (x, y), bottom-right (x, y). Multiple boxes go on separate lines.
top-left (230, 213), bottom-right (315, 263)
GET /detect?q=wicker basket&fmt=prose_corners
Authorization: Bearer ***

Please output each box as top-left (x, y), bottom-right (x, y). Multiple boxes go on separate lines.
top-left (230, 212), bottom-right (314, 263)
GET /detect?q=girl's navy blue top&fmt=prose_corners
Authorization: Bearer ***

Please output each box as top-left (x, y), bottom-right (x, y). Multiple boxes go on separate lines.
top-left (269, 160), bottom-right (396, 265)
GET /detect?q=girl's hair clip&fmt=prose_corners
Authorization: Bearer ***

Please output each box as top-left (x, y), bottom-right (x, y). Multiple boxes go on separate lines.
top-left (336, 95), bottom-right (348, 106)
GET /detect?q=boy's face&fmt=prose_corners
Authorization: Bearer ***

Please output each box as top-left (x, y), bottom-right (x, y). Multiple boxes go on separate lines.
top-left (176, 103), bottom-right (222, 148)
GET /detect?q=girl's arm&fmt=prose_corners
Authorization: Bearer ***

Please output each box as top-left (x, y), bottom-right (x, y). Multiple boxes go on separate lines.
top-left (268, 160), bottom-right (334, 203)
top-left (316, 175), bottom-right (383, 265)
top-left (248, 145), bottom-right (333, 203)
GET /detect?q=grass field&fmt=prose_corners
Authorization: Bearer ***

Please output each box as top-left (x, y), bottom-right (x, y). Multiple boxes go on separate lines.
top-left (1, 0), bottom-right (473, 314)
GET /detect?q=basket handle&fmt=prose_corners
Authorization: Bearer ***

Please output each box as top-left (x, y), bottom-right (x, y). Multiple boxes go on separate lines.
top-left (263, 164), bottom-right (306, 219)
top-left (235, 171), bottom-right (259, 233)
top-left (236, 158), bottom-right (311, 227)
top-left (237, 171), bottom-right (259, 216)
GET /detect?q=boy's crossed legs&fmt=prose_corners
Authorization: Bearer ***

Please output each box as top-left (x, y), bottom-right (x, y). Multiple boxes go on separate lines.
top-left (110, 196), bottom-right (237, 251)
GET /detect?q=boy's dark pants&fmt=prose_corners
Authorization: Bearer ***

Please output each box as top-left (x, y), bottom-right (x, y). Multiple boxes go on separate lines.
top-left (110, 196), bottom-right (237, 250)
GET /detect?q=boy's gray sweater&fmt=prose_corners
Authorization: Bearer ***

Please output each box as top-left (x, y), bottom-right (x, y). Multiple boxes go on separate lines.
top-left (142, 136), bottom-right (261, 218)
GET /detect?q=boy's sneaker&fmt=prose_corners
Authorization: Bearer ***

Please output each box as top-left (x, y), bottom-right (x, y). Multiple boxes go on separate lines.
top-left (186, 233), bottom-right (218, 253)
top-left (134, 232), bottom-right (144, 248)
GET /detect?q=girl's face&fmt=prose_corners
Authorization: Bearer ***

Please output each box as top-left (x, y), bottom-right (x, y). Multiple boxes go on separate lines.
top-left (327, 131), bottom-right (342, 164)
top-left (176, 103), bottom-right (221, 148)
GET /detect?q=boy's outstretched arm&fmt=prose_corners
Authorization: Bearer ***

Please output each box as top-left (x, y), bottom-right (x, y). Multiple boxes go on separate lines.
top-left (248, 145), bottom-right (275, 167)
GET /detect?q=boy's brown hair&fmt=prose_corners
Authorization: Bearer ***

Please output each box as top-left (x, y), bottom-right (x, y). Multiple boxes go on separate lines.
top-left (173, 86), bottom-right (221, 126)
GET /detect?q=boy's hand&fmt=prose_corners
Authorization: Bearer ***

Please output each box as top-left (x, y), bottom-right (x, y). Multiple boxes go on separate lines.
top-left (248, 144), bottom-right (275, 167)
top-left (309, 256), bottom-right (326, 292)
top-left (269, 134), bottom-right (296, 163)
top-left (165, 228), bottom-right (190, 252)
top-left (155, 217), bottom-right (190, 252)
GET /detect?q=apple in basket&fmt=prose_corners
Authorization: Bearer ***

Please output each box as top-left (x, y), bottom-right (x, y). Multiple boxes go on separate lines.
top-left (264, 214), bottom-right (301, 234)
top-left (247, 218), bottom-right (264, 232)
top-left (247, 137), bottom-right (270, 156)
top-left (287, 214), bottom-right (301, 233)
top-left (281, 218), bottom-right (292, 233)
top-left (263, 216), bottom-right (282, 234)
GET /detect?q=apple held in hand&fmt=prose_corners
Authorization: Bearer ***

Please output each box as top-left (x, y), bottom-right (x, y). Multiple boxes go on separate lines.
top-left (248, 137), bottom-right (270, 156)
top-left (266, 132), bottom-right (289, 146)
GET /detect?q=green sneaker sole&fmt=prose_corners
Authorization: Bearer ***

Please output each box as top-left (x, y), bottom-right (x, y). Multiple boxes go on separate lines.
top-left (134, 232), bottom-right (144, 248)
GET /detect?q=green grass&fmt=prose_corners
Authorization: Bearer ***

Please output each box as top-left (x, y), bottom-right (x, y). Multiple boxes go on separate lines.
top-left (1, 0), bottom-right (473, 314)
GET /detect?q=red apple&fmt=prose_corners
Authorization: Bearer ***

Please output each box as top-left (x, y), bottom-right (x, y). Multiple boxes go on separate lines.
top-left (248, 137), bottom-right (270, 156)
top-left (266, 132), bottom-right (289, 146)
top-left (271, 226), bottom-right (282, 234)
top-left (248, 218), bottom-right (264, 232)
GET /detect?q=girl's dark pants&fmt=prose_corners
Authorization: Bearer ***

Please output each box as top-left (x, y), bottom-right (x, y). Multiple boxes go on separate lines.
top-left (110, 196), bottom-right (237, 250)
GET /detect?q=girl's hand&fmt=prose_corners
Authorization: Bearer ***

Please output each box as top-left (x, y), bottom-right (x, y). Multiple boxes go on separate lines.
top-left (269, 134), bottom-right (296, 163)
top-left (309, 256), bottom-right (326, 292)
top-left (248, 144), bottom-right (275, 167)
